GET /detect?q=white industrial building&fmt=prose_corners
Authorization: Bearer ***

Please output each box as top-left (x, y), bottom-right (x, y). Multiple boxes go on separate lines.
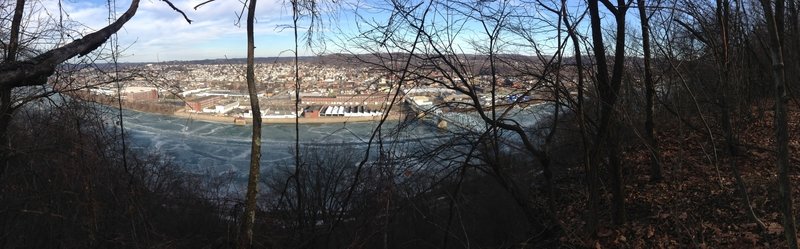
top-left (320, 105), bottom-right (382, 117)
top-left (202, 101), bottom-right (239, 114)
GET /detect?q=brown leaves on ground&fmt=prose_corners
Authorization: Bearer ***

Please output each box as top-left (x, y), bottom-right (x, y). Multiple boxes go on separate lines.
top-left (552, 101), bottom-right (800, 248)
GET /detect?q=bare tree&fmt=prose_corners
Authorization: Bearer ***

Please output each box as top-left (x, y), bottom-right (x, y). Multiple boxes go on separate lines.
top-left (587, 0), bottom-right (629, 226)
top-left (239, 0), bottom-right (263, 248)
top-left (759, 0), bottom-right (798, 247)
top-left (672, 0), bottom-right (769, 231)
top-left (0, 0), bottom-right (142, 150)
top-left (336, 0), bottom-right (588, 242)
top-left (637, 0), bottom-right (662, 181)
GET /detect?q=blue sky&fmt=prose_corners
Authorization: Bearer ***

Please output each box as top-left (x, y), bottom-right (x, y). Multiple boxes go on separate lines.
top-left (55, 0), bottom-right (604, 63)
top-left (61, 0), bottom-right (323, 62)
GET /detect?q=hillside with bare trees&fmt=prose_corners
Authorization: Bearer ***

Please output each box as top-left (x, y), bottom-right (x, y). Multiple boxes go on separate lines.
top-left (4, 0), bottom-right (800, 248)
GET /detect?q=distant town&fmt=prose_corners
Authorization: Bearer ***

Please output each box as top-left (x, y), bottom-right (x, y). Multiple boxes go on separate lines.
top-left (72, 56), bottom-right (556, 124)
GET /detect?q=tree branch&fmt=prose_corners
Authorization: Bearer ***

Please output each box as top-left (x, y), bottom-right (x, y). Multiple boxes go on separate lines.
top-left (599, 0), bottom-right (619, 16)
top-left (674, 18), bottom-right (709, 45)
top-left (0, 0), bottom-right (141, 90)
top-left (194, 0), bottom-right (216, 10)
top-left (160, 0), bottom-right (192, 23)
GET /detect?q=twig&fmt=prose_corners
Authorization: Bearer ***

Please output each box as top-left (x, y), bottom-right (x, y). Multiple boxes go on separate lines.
top-left (160, 0), bottom-right (192, 23)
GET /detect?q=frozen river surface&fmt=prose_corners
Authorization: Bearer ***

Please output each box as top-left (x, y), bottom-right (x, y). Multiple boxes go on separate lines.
top-left (122, 110), bottom-right (444, 175)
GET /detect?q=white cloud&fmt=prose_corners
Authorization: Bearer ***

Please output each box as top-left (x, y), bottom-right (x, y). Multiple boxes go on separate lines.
top-left (55, 0), bottom-right (300, 62)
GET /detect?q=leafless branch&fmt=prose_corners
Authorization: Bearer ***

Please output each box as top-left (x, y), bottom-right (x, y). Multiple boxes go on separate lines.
top-left (160, 0), bottom-right (192, 23)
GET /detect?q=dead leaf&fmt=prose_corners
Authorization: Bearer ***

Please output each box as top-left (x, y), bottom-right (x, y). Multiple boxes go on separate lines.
top-left (742, 232), bottom-right (760, 245)
top-left (742, 223), bottom-right (758, 229)
top-left (598, 228), bottom-right (613, 237)
top-left (767, 222), bottom-right (784, 235)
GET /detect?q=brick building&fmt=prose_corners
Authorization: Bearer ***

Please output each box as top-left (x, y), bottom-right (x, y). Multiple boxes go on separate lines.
top-left (185, 96), bottom-right (221, 112)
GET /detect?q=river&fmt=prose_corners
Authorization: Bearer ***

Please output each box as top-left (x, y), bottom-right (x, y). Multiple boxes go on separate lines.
top-left (119, 103), bottom-right (554, 177)
top-left (121, 109), bottom-right (449, 175)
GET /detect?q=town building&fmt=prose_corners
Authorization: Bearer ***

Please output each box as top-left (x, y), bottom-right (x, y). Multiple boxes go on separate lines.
top-left (185, 96), bottom-right (221, 112)
top-left (301, 94), bottom-right (390, 106)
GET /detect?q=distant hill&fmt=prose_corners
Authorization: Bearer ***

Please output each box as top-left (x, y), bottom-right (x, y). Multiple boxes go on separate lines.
top-left (109, 54), bottom-right (644, 73)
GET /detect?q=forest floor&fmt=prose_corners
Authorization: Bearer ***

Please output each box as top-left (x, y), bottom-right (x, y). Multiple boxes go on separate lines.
top-left (555, 102), bottom-right (800, 248)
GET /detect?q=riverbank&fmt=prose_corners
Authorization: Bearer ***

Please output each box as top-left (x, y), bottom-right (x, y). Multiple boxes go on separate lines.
top-left (172, 109), bottom-right (406, 125)
top-left (85, 96), bottom-right (408, 125)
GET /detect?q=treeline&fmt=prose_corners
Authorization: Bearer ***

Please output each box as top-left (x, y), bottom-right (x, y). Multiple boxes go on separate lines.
top-left (316, 0), bottom-right (800, 247)
top-left (78, 92), bottom-right (183, 115)
top-left (0, 101), bottom-right (235, 248)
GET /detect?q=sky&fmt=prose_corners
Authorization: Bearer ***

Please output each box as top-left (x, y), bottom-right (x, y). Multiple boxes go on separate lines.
top-left (60, 0), bottom-right (326, 62)
top-left (46, 0), bottom-right (602, 63)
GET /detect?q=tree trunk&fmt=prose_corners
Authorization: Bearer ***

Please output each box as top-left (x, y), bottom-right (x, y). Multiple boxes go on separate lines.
top-left (759, 0), bottom-right (798, 248)
top-left (0, 0), bottom-right (25, 178)
top-left (0, 0), bottom-right (141, 89)
top-left (5, 0), bottom-right (25, 62)
top-left (786, 0), bottom-right (798, 94)
top-left (637, 0), bottom-right (662, 181)
top-left (561, 1), bottom-right (595, 233)
top-left (589, 0), bottom-right (628, 226)
top-left (0, 0), bottom-right (24, 141)
top-left (292, 0), bottom-right (306, 238)
top-left (587, 0), bottom-right (606, 232)
top-left (239, 0), bottom-right (263, 248)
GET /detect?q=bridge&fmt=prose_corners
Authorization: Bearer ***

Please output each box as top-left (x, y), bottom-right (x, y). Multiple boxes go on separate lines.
top-left (404, 96), bottom-right (486, 133)
top-left (403, 95), bottom-right (544, 154)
